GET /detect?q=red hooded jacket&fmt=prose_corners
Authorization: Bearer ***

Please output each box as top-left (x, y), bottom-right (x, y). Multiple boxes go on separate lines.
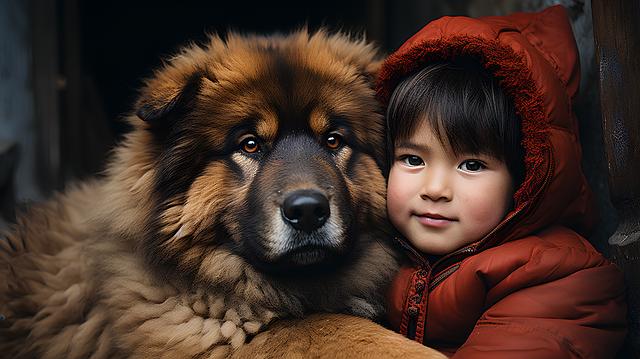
top-left (377, 6), bottom-right (627, 358)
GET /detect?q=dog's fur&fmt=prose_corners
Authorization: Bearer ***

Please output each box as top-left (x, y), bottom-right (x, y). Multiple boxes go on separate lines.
top-left (0, 30), bottom-right (408, 358)
top-left (231, 313), bottom-right (447, 358)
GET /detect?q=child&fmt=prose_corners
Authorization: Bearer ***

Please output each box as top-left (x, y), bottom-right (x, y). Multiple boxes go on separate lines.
top-left (377, 6), bottom-right (627, 358)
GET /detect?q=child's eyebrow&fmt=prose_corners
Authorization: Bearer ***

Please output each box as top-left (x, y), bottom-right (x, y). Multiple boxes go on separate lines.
top-left (394, 141), bottom-right (428, 151)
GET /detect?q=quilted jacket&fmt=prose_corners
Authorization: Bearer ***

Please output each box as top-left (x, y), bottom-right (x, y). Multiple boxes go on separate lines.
top-left (377, 6), bottom-right (627, 358)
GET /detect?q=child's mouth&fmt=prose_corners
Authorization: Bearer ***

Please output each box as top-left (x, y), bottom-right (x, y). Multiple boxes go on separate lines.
top-left (414, 213), bottom-right (456, 228)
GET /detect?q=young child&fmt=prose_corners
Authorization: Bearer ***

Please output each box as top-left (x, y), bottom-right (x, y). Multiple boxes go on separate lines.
top-left (377, 6), bottom-right (627, 358)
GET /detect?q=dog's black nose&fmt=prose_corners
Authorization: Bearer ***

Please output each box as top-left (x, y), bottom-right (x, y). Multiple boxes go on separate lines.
top-left (281, 190), bottom-right (330, 233)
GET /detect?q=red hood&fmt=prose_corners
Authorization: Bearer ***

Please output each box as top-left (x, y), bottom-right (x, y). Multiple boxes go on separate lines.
top-left (377, 5), bottom-right (597, 250)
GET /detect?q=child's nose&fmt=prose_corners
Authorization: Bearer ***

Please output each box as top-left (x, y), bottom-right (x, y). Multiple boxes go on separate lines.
top-left (420, 169), bottom-right (452, 201)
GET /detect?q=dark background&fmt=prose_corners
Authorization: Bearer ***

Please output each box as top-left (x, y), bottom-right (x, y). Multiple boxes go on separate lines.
top-left (79, 1), bottom-right (376, 136)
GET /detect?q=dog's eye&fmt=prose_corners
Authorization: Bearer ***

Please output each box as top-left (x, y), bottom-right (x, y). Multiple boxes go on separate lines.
top-left (325, 133), bottom-right (343, 150)
top-left (240, 136), bottom-right (260, 154)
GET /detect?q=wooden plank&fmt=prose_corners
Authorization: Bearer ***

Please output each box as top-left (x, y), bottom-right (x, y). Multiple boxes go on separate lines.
top-left (58, 0), bottom-right (113, 185)
top-left (592, 0), bottom-right (640, 354)
top-left (30, 0), bottom-right (61, 193)
top-left (365, 0), bottom-right (387, 49)
top-left (0, 141), bottom-right (18, 221)
top-left (60, 0), bottom-right (84, 183)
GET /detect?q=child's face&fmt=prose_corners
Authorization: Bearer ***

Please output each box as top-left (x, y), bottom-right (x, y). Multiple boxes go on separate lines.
top-left (387, 121), bottom-right (514, 255)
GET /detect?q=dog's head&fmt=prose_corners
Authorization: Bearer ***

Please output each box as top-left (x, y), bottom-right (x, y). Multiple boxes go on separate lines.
top-left (116, 30), bottom-right (392, 288)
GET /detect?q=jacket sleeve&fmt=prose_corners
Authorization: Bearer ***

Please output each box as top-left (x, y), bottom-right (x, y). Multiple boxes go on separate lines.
top-left (452, 245), bottom-right (627, 359)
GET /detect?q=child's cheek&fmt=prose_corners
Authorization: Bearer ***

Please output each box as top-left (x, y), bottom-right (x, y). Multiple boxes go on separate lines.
top-left (386, 170), bottom-right (409, 226)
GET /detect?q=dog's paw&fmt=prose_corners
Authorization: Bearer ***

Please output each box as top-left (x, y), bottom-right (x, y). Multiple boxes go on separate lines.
top-left (220, 305), bottom-right (277, 349)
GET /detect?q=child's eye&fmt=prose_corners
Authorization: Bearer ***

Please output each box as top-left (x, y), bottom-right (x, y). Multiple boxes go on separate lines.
top-left (400, 155), bottom-right (425, 167)
top-left (459, 160), bottom-right (485, 172)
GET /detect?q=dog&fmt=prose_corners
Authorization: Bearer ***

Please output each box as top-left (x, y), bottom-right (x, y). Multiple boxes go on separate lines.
top-left (0, 29), bottom-right (433, 358)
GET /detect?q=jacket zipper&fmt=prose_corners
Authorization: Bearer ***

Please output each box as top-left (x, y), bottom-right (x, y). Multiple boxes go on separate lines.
top-left (407, 316), bottom-right (417, 340)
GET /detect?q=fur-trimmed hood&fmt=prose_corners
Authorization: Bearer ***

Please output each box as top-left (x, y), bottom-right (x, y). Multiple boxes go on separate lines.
top-left (377, 5), bottom-right (597, 252)
top-left (380, 8), bottom-right (627, 355)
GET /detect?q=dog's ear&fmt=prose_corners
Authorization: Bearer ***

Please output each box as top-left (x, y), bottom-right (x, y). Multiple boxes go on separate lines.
top-left (335, 35), bottom-right (384, 90)
top-left (361, 58), bottom-right (383, 89)
top-left (136, 71), bottom-right (207, 125)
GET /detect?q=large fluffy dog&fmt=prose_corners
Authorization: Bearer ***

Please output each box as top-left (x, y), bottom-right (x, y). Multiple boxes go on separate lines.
top-left (0, 30), bottom-right (444, 358)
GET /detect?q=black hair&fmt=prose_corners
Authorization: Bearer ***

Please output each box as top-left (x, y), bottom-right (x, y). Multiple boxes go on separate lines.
top-left (386, 59), bottom-right (525, 188)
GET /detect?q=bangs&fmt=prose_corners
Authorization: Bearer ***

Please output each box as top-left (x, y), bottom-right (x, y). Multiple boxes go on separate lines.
top-left (389, 61), bottom-right (513, 156)
top-left (386, 60), bottom-right (524, 184)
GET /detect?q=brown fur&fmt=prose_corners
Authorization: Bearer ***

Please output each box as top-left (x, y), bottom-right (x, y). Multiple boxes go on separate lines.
top-left (0, 30), bottom-right (440, 358)
top-left (232, 314), bottom-right (447, 358)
